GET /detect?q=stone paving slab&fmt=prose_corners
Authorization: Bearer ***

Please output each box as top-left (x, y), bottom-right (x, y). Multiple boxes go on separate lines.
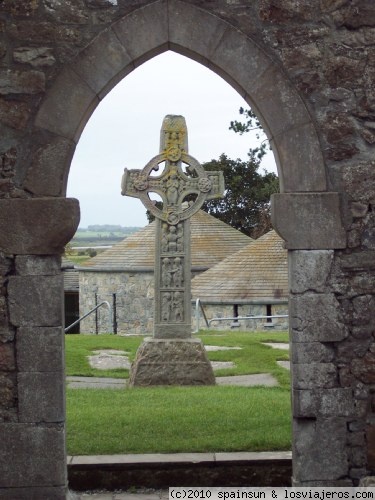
top-left (205, 346), bottom-right (242, 351)
top-left (277, 360), bottom-right (290, 370)
top-left (69, 451), bottom-right (292, 465)
top-left (89, 350), bottom-right (132, 370)
top-left (261, 343), bottom-right (289, 350)
top-left (67, 372), bottom-right (279, 389)
top-left (67, 376), bottom-right (126, 389)
top-left (215, 373), bottom-right (279, 386)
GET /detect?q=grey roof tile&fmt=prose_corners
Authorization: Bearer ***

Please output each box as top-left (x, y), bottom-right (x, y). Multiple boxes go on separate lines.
top-left (191, 230), bottom-right (288, 302)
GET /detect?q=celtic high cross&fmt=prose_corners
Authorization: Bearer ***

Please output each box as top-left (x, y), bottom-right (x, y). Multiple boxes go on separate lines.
top-left (121, 115), bottom-right (224, 340)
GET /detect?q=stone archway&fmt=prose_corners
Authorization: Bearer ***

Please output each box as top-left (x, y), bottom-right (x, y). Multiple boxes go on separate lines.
top-left (1, 0), bottom-right (363, 496)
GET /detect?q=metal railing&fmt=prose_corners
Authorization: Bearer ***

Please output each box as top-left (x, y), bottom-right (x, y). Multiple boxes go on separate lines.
top-left (64, 301), bottom-right (113, 334)
top-left (208, 314), bottom-right (288, 327)
top-left (193, 298), bottom-right (209, 333)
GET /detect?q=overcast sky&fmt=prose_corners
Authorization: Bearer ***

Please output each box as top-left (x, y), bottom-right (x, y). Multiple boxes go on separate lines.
top-left (67, 51), bottom-right (277, 228)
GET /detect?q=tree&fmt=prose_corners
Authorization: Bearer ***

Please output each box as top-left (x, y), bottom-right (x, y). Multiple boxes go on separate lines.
top-left (202, 151), bottom-right (278, 239)
top-left (202, 107), bottom-right (278, 238)
top-left (229, 107), bottom-right (268, 160)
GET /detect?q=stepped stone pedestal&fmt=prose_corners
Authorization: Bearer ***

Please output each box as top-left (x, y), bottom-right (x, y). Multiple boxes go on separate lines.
top-left (129, 338), bottom-right (215, 386)
top-left (121, 115), bottom-right (224, 386)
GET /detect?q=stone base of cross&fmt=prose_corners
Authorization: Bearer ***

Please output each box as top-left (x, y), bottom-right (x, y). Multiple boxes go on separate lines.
top-left (121, 115), bottom-right (224, 386)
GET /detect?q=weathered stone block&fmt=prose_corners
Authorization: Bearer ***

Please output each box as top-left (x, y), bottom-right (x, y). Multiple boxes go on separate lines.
top-left (339, 161), bottom-right (375, 204)
top-left (0, 343), bottom-right (15, 371)
top-left (0, 198), bottom-right (80, 254)
top-left (113, 1), bottom-right (168, 65)
top-left (0, 69), bottom-right (45, 95)
top-left (0, 0), bottom-right (39, 17)
top-left (292, 363), bottom-right (337, 389)
top-left (8, 275), bottom-right (63, 327)
top-left (289, 250), bottom-right (333, 293)
top-left (34, 67), bottom-right (98, 141)
top-left (23, 136), bottom-right (75, 197)
top-left (0, 372), bottom-right (17, 413)
top-left (18, 372), bottom-right (65, 423)
top-left (0, 326), bottom-right (14, 344)
top-left (70, 27), bottom-right (132, 98)
top-left (17, 327), bottom-right (64, 372)
top-left (336, 336), bottom-right (372, 363)
top-left (320, 388), bottom-right (362, 417)
top-left (291, 342), bottom-right (334, 364)
top-left (13, 47), bottom-right (56, 67)
top-left (290, 293), bottom-right (348, 342)
top-left (208, 16), bottom-right (272, 95)
top-left (351, 349), bottom-right (375, 384)
top-left (272, 193), bottom-right (346, 249)
top-left (129, 337), bottom-right (215, 386)
top-left (249, 64), bottom-right (313, 138)
top-left (0, 97), bottom-right (31, 130)
top-left (43, 0), bottom-right (89, 24)
top-left (293, 417), bottom-right (348, 481)
top-left (0, 423), bottom-right (66, 487)
top-left (86, 0), bottom-right (119, 7)
top-left (15, 255), bottom-right (60, 276)
top-left (7, 20), bottom-right (83, 45)
top-left (352, 295), bottom-right (375, 327)
top-left (293, 389), bottom-right (316, 418)
top-left (275, 123), bottom-right (327, 193)
top-left (347, 431), bottom-right (365, 447)
top-left (168, 0), bottom-right (227, 65)
top-left (350, 446), bottom-right (367, 468)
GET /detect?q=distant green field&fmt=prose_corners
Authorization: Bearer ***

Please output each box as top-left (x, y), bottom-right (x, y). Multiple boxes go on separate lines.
top-left (74, 230), bottom-right (127, 239)
top-left (70, 227), bottom-right (142, 248)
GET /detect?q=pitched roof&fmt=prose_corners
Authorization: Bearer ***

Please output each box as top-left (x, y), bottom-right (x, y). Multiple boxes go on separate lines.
top-left (191, 230), bottom-right (288, 303)
top-left (61, 258), bottom-right (79, 291)
top-left (80, 210), bottom-right (252, 271)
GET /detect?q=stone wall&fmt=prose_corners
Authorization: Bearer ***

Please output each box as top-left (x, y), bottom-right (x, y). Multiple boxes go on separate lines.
top-left (79, 271), bottom-right (288, 334)
top-left (194, 303), bottom-right (289, 332)
top-left (0, 0), bottom-right (374, 494)
top-left (79, 270), bottom-right (154, 335)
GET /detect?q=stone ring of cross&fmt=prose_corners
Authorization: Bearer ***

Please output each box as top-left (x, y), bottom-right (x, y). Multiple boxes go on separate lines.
top-left (122, 151), bottom-right (216, 225)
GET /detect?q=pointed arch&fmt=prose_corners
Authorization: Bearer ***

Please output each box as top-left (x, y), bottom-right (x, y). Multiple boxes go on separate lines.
top-left (31, 0), bottom-right (326, 197)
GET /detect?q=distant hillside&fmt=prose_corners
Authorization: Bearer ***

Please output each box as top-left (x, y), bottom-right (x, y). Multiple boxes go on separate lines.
top-left (71, 225), bottom-right (142, 247)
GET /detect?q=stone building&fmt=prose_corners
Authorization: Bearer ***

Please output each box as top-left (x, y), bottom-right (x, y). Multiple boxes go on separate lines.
top-left (1, 1), bottom-right (375, 494)
top-left (191, 230), bottom-right (288, 331)
top-left (78, 210), bottom-right (252, 334)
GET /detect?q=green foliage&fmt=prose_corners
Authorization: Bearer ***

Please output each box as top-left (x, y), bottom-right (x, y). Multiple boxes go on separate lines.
top-left (201, 107), bottom-right (279, 238)
top-left (87, 248), bottom-right (97, 258)
top-left (229, 107), bottom-right (269, 160)
top-left (202, 153), bottom-right (279, 238)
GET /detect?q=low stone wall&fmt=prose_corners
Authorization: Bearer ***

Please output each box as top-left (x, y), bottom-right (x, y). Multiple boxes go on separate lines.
top-left (79, 270), bottom-right (154, 335)
top-left (194, 303), bottom-right (289, 332)
top-left (79, 270), bottom-right (289, 334)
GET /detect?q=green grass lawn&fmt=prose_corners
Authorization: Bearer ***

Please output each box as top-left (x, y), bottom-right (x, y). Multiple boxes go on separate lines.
top-left (65, 330), bottom-right (291, 455)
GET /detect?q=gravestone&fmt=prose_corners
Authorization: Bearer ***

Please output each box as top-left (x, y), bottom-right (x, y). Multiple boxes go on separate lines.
top-left (121, 115), bottom-right (224, 385)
